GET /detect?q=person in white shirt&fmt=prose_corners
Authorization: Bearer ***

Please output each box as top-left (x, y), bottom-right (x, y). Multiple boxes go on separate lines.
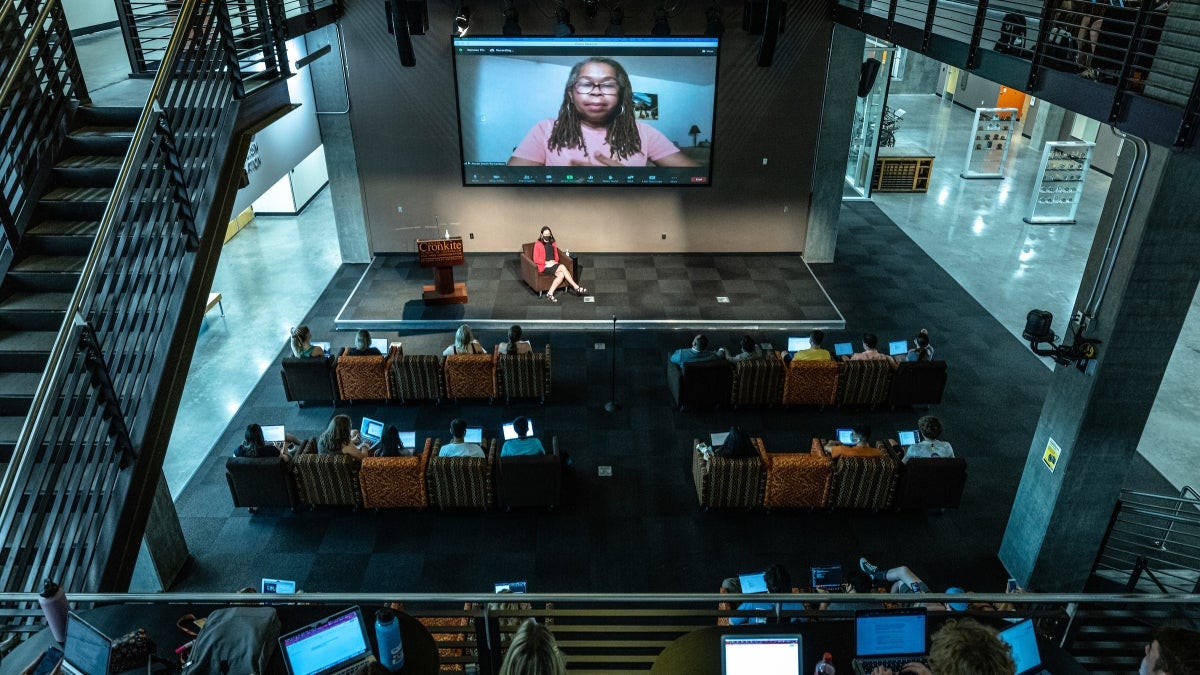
top-left (498, 324), bottom-right (533, 355)
top-left (902, 415), bottom-right (955, 463)
top-left (439, 418), bottom-right (485, 458)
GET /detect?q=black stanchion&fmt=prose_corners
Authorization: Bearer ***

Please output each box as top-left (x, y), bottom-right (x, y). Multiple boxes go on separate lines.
top-left (605, 314), bottom-right (619, 413)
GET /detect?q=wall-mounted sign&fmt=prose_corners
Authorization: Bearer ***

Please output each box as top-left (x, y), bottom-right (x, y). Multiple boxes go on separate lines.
top-left (1043, 437), bottom-right (1061, 473)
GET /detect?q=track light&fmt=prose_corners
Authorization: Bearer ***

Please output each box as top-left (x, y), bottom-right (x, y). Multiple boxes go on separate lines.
top-left (705, 2), bottom-right (724, 37)
top-left (605, 6), bottom-right (624, 36)
top-left (651, 2), bottom-right (670, 36)
top-left (502, 1), bottom-right (521, 34)
top-left (554, 2), bottom-right (574, 36)
top-left (454, 5), bottom-right (470, 36)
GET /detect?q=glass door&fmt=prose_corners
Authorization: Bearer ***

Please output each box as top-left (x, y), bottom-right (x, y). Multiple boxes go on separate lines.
top-left (844, 40), bottom-right (895, 200)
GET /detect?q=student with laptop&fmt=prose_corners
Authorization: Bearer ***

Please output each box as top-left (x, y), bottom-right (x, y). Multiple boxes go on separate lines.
top-left (439, 418), bottom-right (486, 458)
top-left (668, 334), bottom-right (723, 365)
top-left (824, 426), bottom-right (883, 458)
top-left (1140, 626), bottom-right (1200, 675)
top-left (791, 329), bottom-right (833, 362)
top-left (372, 424), bottom-right (414, 457)
top-left (867, 618), bottom-right (1015, 675)
top-left (235, 423), bottom-right (302, 461)
top-left (720, 564), bottom-right (804, 625)
top-left (905, 329), bottom-right (934, 362)
top-left (900, 416), bottom-right (955, 463)
top-left (845, 332), bottom-right (894, 363)
top-left (718, 334), bottom-right (764, 362)
top-left (289, 325), bottom-right (325, 358)
top-left (501, 416), bottom-right (545, 457)
top-left (346, 329), bottom-right (382, 356)
top-left (318, 414), bottom-right (371, 459)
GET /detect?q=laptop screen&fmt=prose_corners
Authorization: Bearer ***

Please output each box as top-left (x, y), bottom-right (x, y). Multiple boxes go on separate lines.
top-left (495, 581), bottom-right (527, 593)
top-left (464, 427), bottom-right (483, 444)
top-left (810, 565), bottom-right (843, 590)
top-left (721, 635), bottom-right (802, 675)
top-left (997, 619), bottom-right (1043, 675)
top-left (63, 612), bottom-right (111, 675)
top-left (313, 341), bottom-right (331, 354)
top-left (262, 425), bottom-right (286, 444)
top-left (502, 420), bottom-right (534, 440)
top-left (834, 342), bottom-right (853, 357)
top-left (399, 431), bottom-right (417, 448)
top-left (359, 417), bottom-right (384, 445)
top-left (738, 571), bottom-right (769, 594)
top-left (855, 608), bottom-right (927, 658)
top-left (370, 337), bottom-right (389, 353)
top-left (836, 428), bottom-right (855, 445)
top-left (279, 607), bottom-right (372, 675)
top-left (262, 578), bottom-right (297, 593)
top-left (888, 340), bottom-right (908, 356)
top-left (787, 336), bottom-right (811, 352)
top-left (897, 430), bottom-right (922, 446)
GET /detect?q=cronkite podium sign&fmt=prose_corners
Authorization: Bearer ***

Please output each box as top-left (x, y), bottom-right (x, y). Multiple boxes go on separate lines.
top-left (417, 237), bottom-right (468, 305)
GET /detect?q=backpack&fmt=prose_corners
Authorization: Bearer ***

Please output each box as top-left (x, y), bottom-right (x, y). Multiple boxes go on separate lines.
top-left (1044, 24), bottom-right (1078, 70)
top-left (182, 607), bottom-right (280, 675)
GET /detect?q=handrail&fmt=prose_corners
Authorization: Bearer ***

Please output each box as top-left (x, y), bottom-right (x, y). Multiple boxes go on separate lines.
top-left (0, 0), bottom-right (60, 105)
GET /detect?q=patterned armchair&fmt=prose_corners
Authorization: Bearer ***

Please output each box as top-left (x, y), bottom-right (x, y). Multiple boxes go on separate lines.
top-left (359, 439), bottom-right (432, 509)
top-left (280, 356), bottom-right (337, 407)
top-left (836, 359), bottom-right (896, 407)
top-left (497, 437), bottom-right (561, 510)
top-left (427, 438), bottom-right (496, 510)
top-left (691, 439), bottom-right (765, 510)
top-left (781, 359), bottom-right (839, 406)
top-left (293, 451), bottom-right (363, 509)
top-left (444, 353), bottom-right (497, 403)
top-left (730, 353), bottom-right (786, 407)
top-left (496, 345), bottom-right (552, 404)
top-left (883, 440), bottom-right (967, 510)
top-left (888, 360), bottom-right (948, 408)
top-left (335, 344), bottom-right (400, 402)
top-left (755, 438), bottom-right (832, 509)
top-left (817, 438), bottom-right (898, 510)
top-left (390, 353), bottom-right (445, 404)
top-left (520, 242), bottom-right (577, 296)
top-left (666, 358), bottom-right (732, 411)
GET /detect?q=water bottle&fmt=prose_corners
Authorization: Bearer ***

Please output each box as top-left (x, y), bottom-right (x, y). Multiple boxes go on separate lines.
top-left (375, 609), bottom-right (405, 671)
top-left (814, 651), bottom-right (835, 675)
top-left (38, 579), bottom-right (68, 643)
top-left (445, 229), bottom-right (450, 239)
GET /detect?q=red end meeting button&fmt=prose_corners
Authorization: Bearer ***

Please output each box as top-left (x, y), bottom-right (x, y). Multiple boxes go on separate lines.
top-left (690, 176), bottom-right (708, 184)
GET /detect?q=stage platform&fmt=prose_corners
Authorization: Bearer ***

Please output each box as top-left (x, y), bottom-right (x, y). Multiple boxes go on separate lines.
top-left (333, 252), bottom-right (845, 332)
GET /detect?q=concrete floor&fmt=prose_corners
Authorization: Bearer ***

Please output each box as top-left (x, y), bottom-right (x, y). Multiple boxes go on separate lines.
top-left (73, 28), bottom-right (1197, 500)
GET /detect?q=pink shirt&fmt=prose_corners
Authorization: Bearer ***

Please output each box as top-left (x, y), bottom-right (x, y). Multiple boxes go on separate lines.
top-left (512, 119), bottom-right (681, 166)
top-left (850, 349), bottom-right (893, 362)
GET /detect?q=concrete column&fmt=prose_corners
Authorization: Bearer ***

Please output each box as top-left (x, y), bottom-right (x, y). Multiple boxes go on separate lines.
top-left (1026, 100), bottom-right (1067, 152)
top-left (999, 140), bottom-right (1200, 592)
top-left (305, 25), bottom-right (371, 263)
top-left (130, 474), bottom-right (189, 591)
top-left (805, 24), bottom-right (864, 263)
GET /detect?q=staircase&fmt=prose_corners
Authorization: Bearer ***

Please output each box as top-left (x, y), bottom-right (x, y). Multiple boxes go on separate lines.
top-left (0, 106), bottom-right (136, 469)
top-left (1065, 602), bottom-right (1199, 673)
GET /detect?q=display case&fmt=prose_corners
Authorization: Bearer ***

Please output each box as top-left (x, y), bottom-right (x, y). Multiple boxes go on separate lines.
top-left (961, 107), bottom-right (1017, 179)
top-left (1024, 141), bottom-right (1094, 224)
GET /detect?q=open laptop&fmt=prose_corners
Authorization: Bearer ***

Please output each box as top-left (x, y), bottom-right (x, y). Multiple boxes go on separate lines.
top-left (61, 612), bottom-right (112, 675)
top-left (495, 580), bottom-right (527, 593)
top-left (359, 417), bottom-right (384, 447)
top-left (262, 425), bottom-right (287, 449)
top-left (897, 429), bottom-right (922, 447)
top-left (711, 431), bottom-right (730, 446)
top-left (721, 634), bottom-right (802, 675)
top-left (738, 571), bottom-right (769, 594)
top-left (852, 608), bottom-right (929, 675)
top-left (888, 340), bottom-right (909, 357)
top-left (398, 431), bottom-right (416, 449)
top-left (997, 619), bottom-right (1051, 675)
top-left (810, 565), bottom-right (843, 590)
top-left (278, 606), bottom-right (374, 675)
top-left (370, 337), bottom-right (389, 353)
top-left (834, 342), bottom-right (854, 357)
top-left (464, 426), bottom-right (483, 444)
top-left (502, 420), bottom-right (535, 440)
top-left (836, 428), bottom-right (856, 445)
top-left (787, 336), bottom-right (811, 352)
top-left (262, 578), bottom-right (297, 594)
top-left (313, 341), bottom-right (331, 355)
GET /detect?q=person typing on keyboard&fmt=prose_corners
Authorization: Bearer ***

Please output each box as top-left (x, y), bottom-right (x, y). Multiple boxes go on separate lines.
top-left (870, 619), bottom-right (1016, 675)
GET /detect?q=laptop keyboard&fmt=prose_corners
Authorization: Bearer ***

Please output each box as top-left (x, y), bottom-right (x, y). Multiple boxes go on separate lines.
top-left (858, 656), bottom-right (931, 673)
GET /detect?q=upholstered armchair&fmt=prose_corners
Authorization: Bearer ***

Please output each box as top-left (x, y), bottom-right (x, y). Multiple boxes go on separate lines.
top-left (691, 439), bottom-right (765, 510)
top-left (730, 353), bottom-right (786, 407)
top-left (520, 242), bottom-right (577, 296)
top-left (335, 344), bottom-right (400, 402)
top-left (495, 344), bottom-right (552, 404)
top-left (836, 359), bottom-right (896, 407)
top-left (883, 440), bottom-right (967, 510)
top-left (781, 359), bottom-right (839, 407)
top-left (444, 353), bottom-right (497, 403)
top-left (359, 439), bottom-right (432, 509)
top-left (280, 356), bottom-right (338, 407)
top-left (225, 455), bottom-right (300, 510)
top-left (427, 438), bottom-right (496, 510)
top-left (817, 438), bottom-right (898, 510)
top-left (755, 438), bottom-right (832, 510)
top-left (666, 358), bottom-right (733, 411)
top-left (497, 437), bottom-right (561, 510)
top-left (293, 451), bottom-right (363, 509)
top-left (390, 353), bottom-right (445, 404)
top-left (888, 360), bottom-right (948, 408)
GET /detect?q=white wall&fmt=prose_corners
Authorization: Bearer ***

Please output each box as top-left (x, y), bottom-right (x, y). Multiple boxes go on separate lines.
top-left (62, 0), bottom-right (118, 31)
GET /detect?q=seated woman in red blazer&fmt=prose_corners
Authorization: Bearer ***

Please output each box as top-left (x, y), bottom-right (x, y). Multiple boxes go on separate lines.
top-left (533, 226), bottom-right (587, 302)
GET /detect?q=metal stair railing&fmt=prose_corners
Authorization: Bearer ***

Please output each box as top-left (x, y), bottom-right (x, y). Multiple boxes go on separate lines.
top-left (0, 0), bottom-right (279, 598)
top-left (0, 0), bottom-right (89, 256)
top-left (1093, 488), bottom-right (1200, 594)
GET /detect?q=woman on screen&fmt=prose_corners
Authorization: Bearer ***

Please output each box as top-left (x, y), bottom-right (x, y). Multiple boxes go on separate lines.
top-left (508, 57), bottom-right (697, 168)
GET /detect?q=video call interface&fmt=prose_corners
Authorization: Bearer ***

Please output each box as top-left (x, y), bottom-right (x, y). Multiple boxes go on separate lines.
top-left (453, 36), bottom-right (719, 187)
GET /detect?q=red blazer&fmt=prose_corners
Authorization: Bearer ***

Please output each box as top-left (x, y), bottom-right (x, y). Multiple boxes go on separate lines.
top-left (532, 240), bottom-right (560, 273)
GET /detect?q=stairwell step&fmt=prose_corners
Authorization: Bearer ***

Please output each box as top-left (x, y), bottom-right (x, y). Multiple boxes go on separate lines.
top-left (0, 414), bottom-right (26, 463)
top-left (12, 254), bottom-right (86, 275)
top-left (55, 155), bottom-right (123, 171)
top-left (0, 292), bottom-right (70, 331)
top-left (71, 106), bottom-right (142, 128)
top-left (41, 186), bottom-right (114, 204)
top-left (0, 371), bottom-right (43, 397)
top-left (25, 219), bottom-right (100, 238)
top-left (68, 125), bottom-right (135, 140)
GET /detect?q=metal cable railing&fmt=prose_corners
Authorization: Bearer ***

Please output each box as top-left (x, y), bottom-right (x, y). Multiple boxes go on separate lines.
top-left (0, 0), bottom-right (260, 597)
top-left (1094, 489), bottom-right (1200, 594)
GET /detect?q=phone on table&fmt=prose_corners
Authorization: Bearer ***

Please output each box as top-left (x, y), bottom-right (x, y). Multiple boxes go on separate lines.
top-left (26, 647), bottom-right (63, 675)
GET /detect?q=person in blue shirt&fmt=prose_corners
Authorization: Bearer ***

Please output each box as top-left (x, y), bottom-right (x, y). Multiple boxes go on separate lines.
top-left (722, 564), bottom-right (804, 624)
top-left (501, 416), bottom-right (546, 457)
top-left (669, 334), bottom-right (722, 365)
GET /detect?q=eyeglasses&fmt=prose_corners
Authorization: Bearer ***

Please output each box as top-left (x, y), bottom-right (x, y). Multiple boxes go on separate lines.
top-left (573, 79), bottom-right (619, 95)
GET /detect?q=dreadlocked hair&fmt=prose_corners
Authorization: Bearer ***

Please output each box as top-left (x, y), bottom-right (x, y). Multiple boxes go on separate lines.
top-left (547, 57), bottom-right (642, 162)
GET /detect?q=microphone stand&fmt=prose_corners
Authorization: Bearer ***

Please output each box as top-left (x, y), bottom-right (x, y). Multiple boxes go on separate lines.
top-left (604, 314), bottom-right (619, 413)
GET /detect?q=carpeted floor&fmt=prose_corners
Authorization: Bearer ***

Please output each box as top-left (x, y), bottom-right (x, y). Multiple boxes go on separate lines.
top-left (170, 201), bottom-right (1173, 595)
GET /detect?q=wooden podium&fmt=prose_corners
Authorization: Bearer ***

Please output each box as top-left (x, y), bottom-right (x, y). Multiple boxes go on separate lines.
top-left (417, 236), bottom-right (468, 305)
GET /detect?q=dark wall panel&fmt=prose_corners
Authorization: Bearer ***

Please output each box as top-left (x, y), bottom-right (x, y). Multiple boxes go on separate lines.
top-left (340, 0), bottom-right (835, 253)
